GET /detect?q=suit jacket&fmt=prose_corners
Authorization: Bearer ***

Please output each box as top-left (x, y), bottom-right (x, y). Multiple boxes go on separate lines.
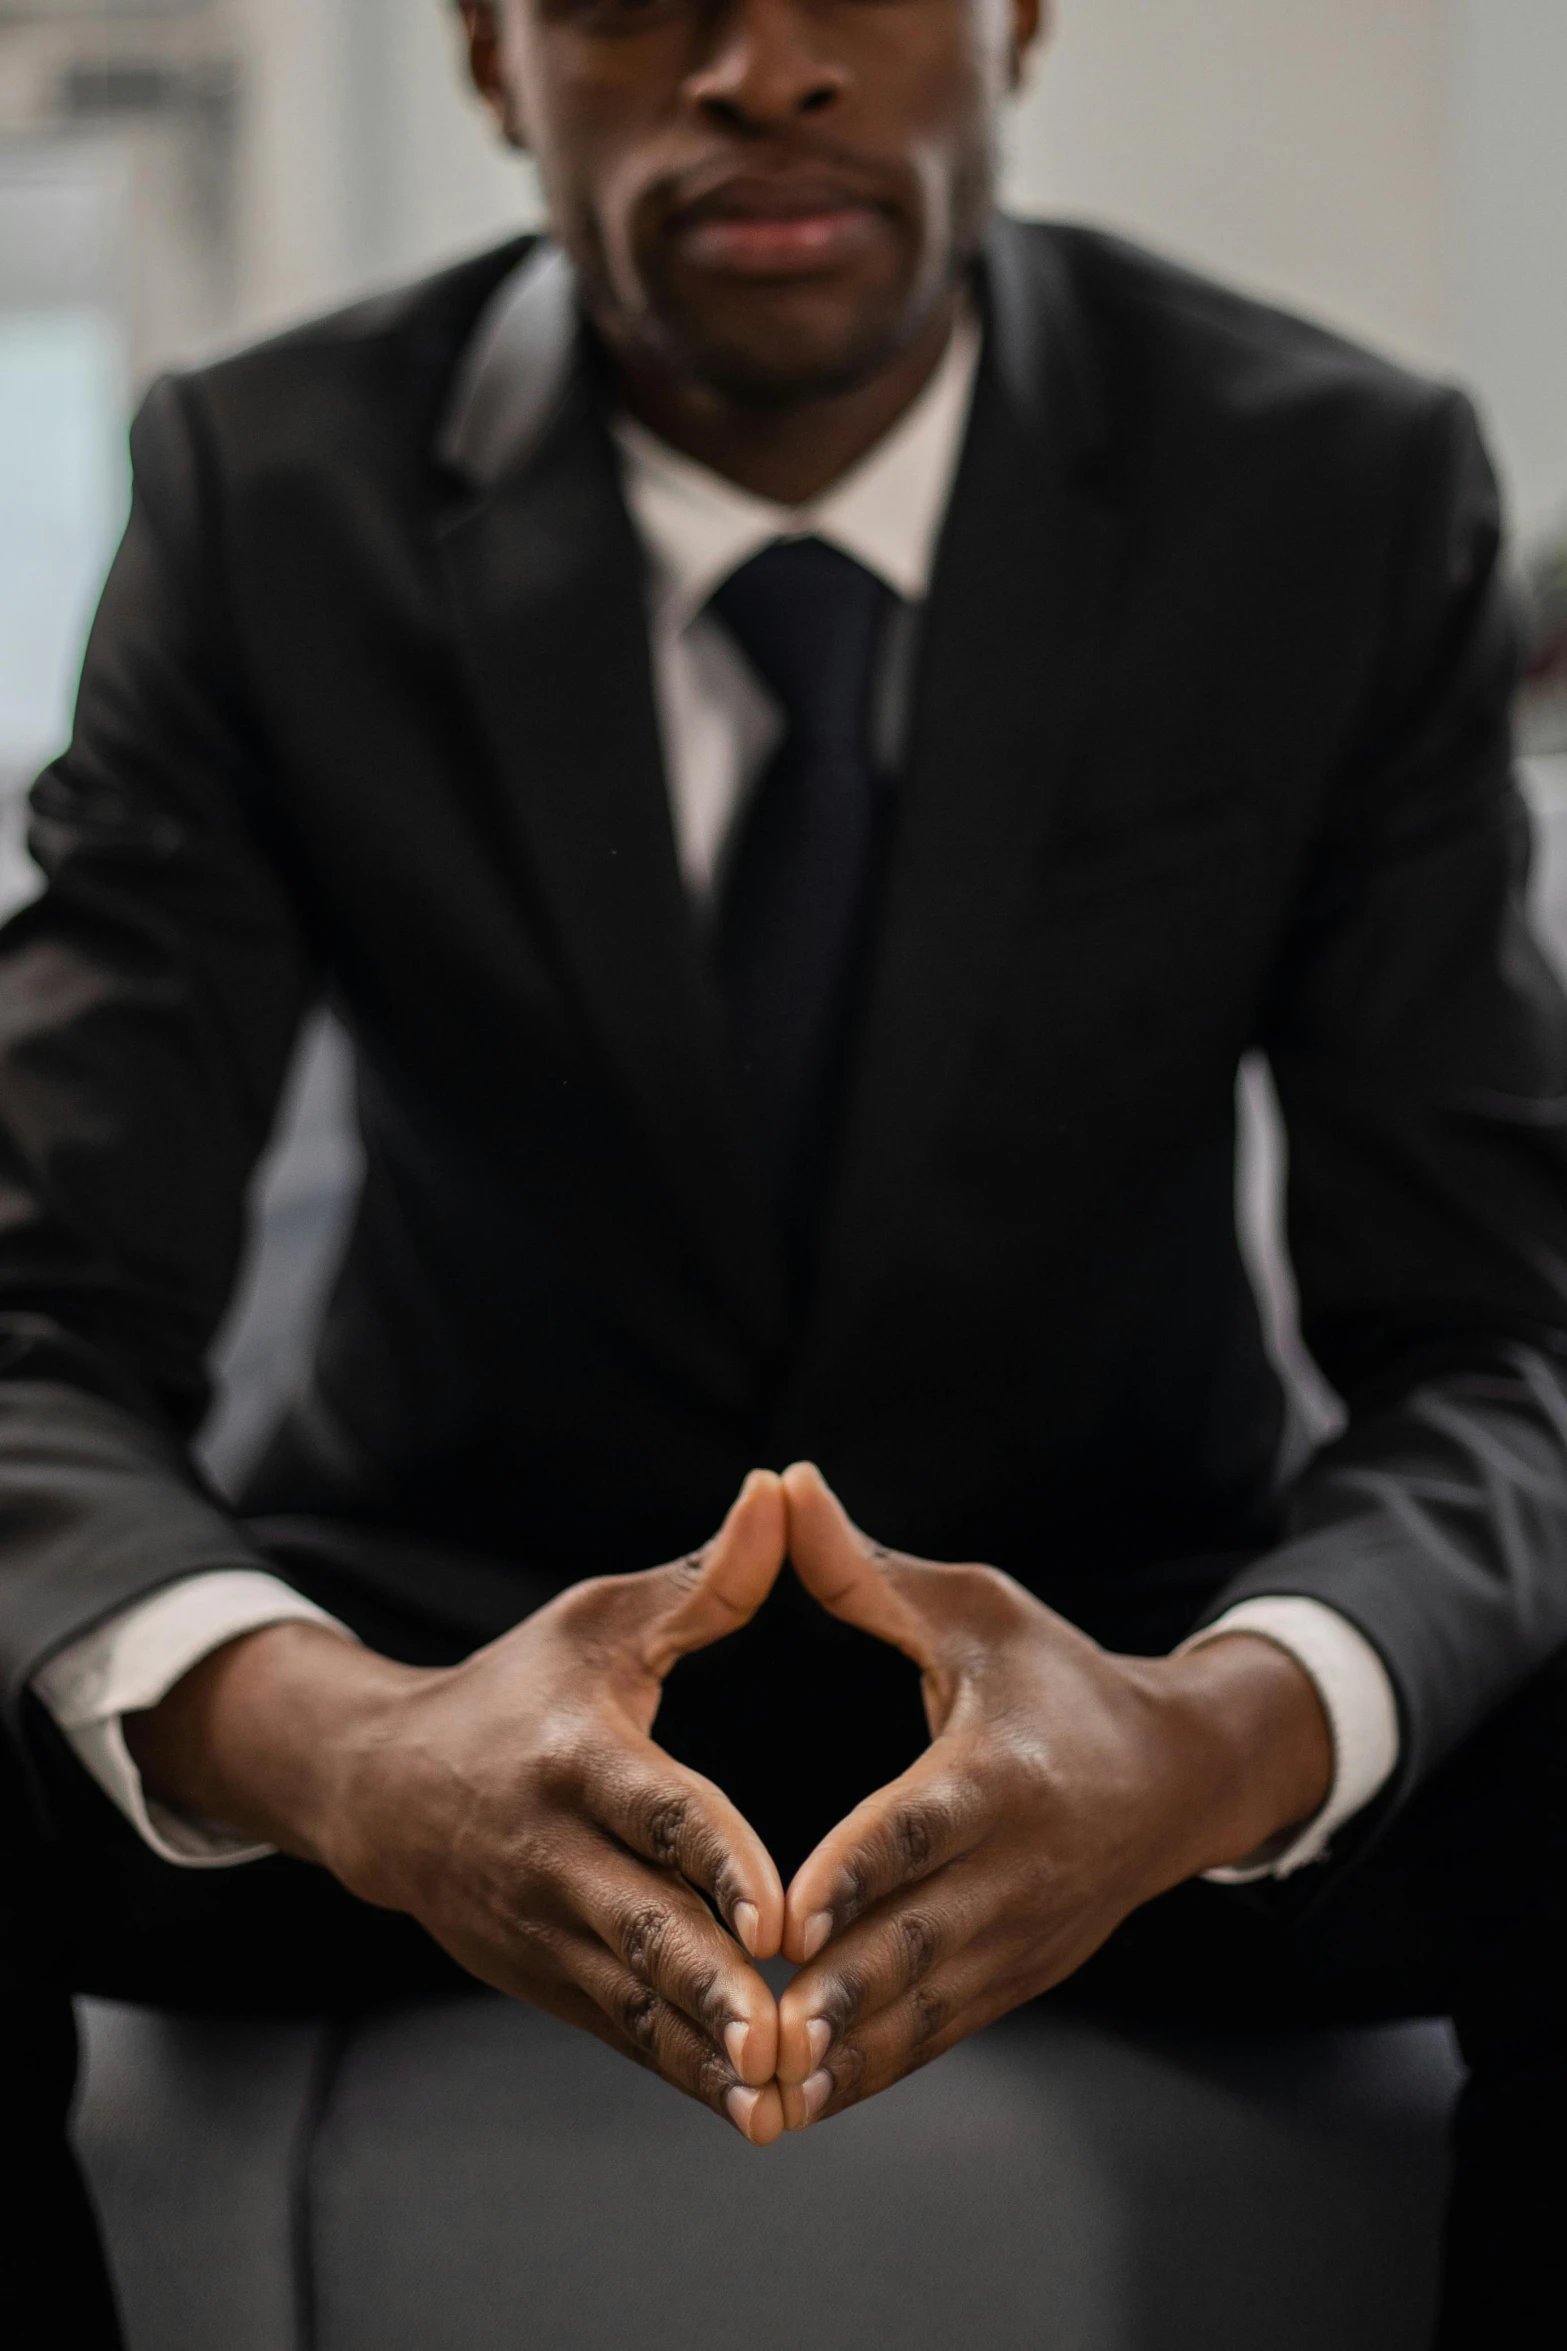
top-left (2, 216), bottom-right (1566, 1824)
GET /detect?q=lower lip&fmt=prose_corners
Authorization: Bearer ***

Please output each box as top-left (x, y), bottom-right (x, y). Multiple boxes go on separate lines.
top-left (677, 206), bottom-right (881, 276)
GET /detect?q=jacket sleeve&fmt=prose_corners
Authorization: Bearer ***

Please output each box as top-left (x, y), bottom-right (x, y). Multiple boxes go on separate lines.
top-left (1204, 386), bottom-right (1567, 1809)
top-left (0, 372), bottom-right (316, 1724)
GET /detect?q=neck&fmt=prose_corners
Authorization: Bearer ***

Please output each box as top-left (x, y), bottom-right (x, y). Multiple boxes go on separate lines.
top-left (607, 295), bottom-right (962, 507)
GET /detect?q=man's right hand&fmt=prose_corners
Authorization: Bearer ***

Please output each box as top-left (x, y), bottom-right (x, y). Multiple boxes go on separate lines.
top-left (126, 1472), bottom-right (791, 2143)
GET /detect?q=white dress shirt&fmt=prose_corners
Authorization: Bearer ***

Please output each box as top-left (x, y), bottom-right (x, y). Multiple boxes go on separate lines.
top-left (32, 302), bottom-right (1399, 1879)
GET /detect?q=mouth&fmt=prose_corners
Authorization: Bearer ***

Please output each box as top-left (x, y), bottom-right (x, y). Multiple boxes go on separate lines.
top-left (669, 177), bottom-right (889, 278)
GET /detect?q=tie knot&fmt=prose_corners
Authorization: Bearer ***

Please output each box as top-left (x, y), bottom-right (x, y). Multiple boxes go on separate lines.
top-left (710, 537), bottom-right (893, 756)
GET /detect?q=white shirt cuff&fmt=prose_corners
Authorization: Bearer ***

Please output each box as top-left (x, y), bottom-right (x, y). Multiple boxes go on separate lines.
top-left (1176, 1596), bottom-right (1401, 1882)
top-left (32, 1570), bottom-right (354, 1868)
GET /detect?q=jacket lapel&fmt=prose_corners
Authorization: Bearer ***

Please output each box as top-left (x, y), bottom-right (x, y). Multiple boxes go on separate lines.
top-left (436, 277), bottom-right (787, 1353)
top-left (785, 220), bottom-right (1121, 1406)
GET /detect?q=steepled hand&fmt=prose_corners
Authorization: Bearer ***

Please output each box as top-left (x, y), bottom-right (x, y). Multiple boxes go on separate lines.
top-left (770, 1464), bottom-right (1333, 2130)
top-left (128, 1472), bottom-right (794, 2144)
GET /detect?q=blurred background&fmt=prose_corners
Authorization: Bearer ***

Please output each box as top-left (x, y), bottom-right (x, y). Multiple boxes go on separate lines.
top-left (0, 0), bottom-right (1564, 1468)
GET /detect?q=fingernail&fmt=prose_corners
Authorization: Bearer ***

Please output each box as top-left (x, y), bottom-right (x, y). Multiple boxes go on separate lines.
top-left (734, 1901), bottom-right (760, 1955)
top-left (806, 2017), bottom-right (832, 2070)
top-left (802, 1911), bottom-right (832, 1961)
top-left (726, 2084), bottom-right (762, 2137)
top-left (801, 2069), bottom-right (832, 2123)
top-left (724, 2020), bottom-right (750, 2074)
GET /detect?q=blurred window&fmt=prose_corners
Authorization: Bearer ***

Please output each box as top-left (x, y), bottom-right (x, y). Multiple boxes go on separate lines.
top-left (1, 0), bottom-right (232, 904)
top-left (0, 139), bottom-right (128, 906)
top-left (0, 294), bottom-right (125, 779)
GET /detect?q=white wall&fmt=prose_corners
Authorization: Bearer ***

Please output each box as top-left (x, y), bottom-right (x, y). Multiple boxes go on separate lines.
top-left (366, 0), bottom-right (540, 284)
top-left (1004, 0), bottom-right (1451, 370)
top-left (234, 0), bottom-right (362, 330)
top-left (1447, 0), bottom-right (1567, 537)
top-left (234, 0), bottom-right (534, 337)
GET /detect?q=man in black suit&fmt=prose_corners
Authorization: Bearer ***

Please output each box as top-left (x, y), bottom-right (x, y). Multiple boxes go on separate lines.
top-left (1, 0), bottom-right (1564, 2341)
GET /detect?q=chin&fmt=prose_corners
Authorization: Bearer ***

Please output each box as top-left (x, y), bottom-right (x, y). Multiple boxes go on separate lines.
top-left (658, 281), bottom-right (929, 410)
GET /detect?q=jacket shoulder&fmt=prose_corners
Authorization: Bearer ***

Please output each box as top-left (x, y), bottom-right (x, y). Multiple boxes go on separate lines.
top-left (220, 238), bottom-right (535, 369)
top-left (1015, 217), bottom-right (1465, 454)
top-left (135, 237), bottom-right (538, 483)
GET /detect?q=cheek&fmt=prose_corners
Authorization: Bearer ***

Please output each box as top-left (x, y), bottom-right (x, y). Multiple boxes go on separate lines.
top-left (593, 129), bottom-right (676, 302)
top-left (518, 45), bottom-right (693, 303)
top-left (502, 32), bottom-right (626, 211)
top-left (898, 100), bottom-right (996, 283)
top-left (871, 17), bottom-right (1006, 239)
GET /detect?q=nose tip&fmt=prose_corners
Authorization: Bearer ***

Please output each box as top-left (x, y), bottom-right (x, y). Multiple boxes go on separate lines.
top-left (685, 0), bottom-right (849, 131)
top-left (699, 76), bottom-right (841, 129)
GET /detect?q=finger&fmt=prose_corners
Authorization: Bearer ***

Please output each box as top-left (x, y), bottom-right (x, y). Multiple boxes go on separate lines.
top-left (640, 1469), bottom-right (788, 1677)
top-left (567, 1934), bottom-right (787, 2145)
top-left (413, 1876), bottom-right (779, 2129)
top-left (777, 1953), bottom-right (1000, 2132)
top-left (571, 1839), bottom-right (780, 2086)
top-left (581, 1732), bottom-right (786, 1961)
top-left (780, 1462), bottom-right (937, 1663)
top-left (524, 1975), bottom-right (780, 2142)
top-left (781, 1743), bottom-right (983, 1966)
top-left (777, 1861), bottom-right (981, 2084)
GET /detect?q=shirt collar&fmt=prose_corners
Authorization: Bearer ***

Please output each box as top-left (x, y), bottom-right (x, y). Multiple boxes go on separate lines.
top-left (614, 306), bottom-right (982, 633)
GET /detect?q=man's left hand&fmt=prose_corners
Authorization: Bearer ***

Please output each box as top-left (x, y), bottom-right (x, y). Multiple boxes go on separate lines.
top-left (772, 1464), bottom-right (1334, 2130)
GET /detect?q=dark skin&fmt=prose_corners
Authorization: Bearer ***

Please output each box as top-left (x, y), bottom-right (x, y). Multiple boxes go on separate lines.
top-left (129, 0), bottom-right (1335, 2143)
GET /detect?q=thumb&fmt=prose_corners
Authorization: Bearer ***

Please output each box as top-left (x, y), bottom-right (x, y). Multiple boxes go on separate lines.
top-left (781, 1462), bottom-right (939, 1671)
top-left (640, 1468), bottom-right (788, 1681)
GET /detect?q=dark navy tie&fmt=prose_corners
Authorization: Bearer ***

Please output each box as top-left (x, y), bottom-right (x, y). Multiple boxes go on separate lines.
top-left (709, 536), bottom-right (895, 1224)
